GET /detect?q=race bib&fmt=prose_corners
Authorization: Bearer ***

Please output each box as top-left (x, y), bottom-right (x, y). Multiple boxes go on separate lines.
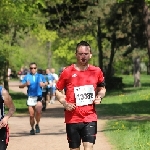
top-left (27, 97), bottom-right (37, 106)
top-left (74, 85), bottom-right (95, 106)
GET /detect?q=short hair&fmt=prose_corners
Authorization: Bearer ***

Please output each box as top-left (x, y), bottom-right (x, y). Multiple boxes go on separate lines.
top-left (37, 68), bottom-right (42, 74)
top-left (29, 62), bottom-right (37, 67)
top-left (76, 41), bottom-right (92, 53)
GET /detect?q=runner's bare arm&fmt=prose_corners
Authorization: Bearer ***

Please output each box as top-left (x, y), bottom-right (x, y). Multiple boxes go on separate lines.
top-left (0, 89), bottom-right (16, 128)
top-left (39, 82), bottom-right (47, 87)
top-left (19, 81), bottom-right (30, 88)
top-left (94, 87), bottom-right (106, 104)
top-left (3, 89), bottom-right (16, 118)
top-left (55, 89), bottom-right (66, 105)
top-left (96, 87), bottom-right (106, 98)
top-left (19, 83), bottom-right (26, 88)
top-left (56, 89), bottom-right (76, 111)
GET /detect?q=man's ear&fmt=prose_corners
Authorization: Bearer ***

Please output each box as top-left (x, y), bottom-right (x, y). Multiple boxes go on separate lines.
top-left (90, 54), bottom-right (92, 58)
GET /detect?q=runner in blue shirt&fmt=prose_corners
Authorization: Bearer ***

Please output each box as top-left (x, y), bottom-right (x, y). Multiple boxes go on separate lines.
top-left (19, 62), bottom-right (47, 135)
top-left (45, 68), bottom-right (55, 104)
top-left (38, 69), bottom-right (48, 111)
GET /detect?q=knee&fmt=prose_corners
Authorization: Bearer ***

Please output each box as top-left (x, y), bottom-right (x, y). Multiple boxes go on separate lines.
top-left (29, 111), bottom-right (35, 118)
top-left (30, 115), bottom-right (34, 119)
top-left (36, 110), bottom-right (41, 115)
top-left (83, 142), bottom-right (93, 149)
top-left (36, 104), bottom-right (42, 113)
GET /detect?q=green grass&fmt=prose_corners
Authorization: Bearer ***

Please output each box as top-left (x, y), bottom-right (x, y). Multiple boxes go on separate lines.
top-left (97, 88), bottom-right (150, 116)
top-left (8, 91), bottom-right (28, 114)
top-left (105, 120), bottom-right (150, 150)
top-left (96, 74), bottom-right (150, 150)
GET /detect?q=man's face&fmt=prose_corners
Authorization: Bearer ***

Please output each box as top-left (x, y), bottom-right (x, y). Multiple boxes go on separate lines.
top-left (46, 69), bottom-right (50, 74)
top-left (76, 46), bottom-right (92, 66)
top-left (51, 68), bottom-right (55, 73)
top-left (30, 64), bottom-right (37, 74)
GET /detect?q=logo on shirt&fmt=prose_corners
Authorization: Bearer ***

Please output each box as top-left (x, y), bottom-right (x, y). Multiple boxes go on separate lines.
top-left (72, 74), bottom-right (77, 77)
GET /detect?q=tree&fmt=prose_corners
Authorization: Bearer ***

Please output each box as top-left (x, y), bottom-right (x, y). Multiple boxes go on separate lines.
top-left (39, 1), bottom-right (102, 63)
top-left (117, 0), bottom-right (150, 75)
top-left (0, 0), bottom-right (44, 90)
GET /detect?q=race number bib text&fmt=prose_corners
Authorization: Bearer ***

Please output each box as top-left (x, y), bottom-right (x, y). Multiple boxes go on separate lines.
top-left (74, 85), bottom-right (95, 106)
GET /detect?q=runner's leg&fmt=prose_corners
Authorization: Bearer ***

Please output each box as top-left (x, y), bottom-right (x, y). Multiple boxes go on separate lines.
top-left (0, 128), bottom-right (7, 150)
top-left (28, 106), bottom-right (35, 129)
top-left (83, 142), bottom-right (93, 150)
top-left (35, 101), bottom-right (42, 133)
top-left (50, 87), bottom-right (56, 104)
top-left (70, 148), bottom-right (80, 150)
top-left (0, 140), bottom-right (7, 150)
top-left (81, 122), bottom-right (97, 150)
top-left (66, 123), bottom-right (81, 150)
top-left (46, 88), bottom-right (51, 104)
top-left (42, 92), bottom-right (46, 111)
top-left (35, 101), bottom-right (42, 124)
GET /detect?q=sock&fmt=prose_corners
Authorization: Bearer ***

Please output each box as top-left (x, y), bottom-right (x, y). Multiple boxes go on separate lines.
top-left (51, 96), bottom-right (55, 101)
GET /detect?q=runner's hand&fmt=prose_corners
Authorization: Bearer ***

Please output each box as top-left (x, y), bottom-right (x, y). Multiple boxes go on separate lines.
top-left (63, 102), bottom-right (76, 111)
top-left (94, 95), bottom-right (102, 104)
top-left (39, 82), bottom-right (45, 87)
top-left (26, 81), bottom-right (30, 86)
top-left (0, 117), bottom-right (8, 129)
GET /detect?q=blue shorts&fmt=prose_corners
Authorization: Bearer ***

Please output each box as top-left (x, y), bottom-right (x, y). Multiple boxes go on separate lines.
top-left (46, 87), bottom-right (56, 95)
top-left (52, 86), bottom-right (56, 94)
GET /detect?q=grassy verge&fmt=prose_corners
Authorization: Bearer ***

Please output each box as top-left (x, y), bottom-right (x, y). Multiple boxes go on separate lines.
top-left (8, 91), bottom-right (28, 114)
top-left (97, 74), bottom-right (150, 150)
top-left (105, 120), bottom-right (150, 150)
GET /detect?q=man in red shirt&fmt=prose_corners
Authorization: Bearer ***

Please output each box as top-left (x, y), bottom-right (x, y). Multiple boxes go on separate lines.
top-left (56, 41), bottom-right (106, 150)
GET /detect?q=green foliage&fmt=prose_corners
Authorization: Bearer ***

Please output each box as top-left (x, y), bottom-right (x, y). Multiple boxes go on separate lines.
top-left (97, 74), bottom-right (150, 149)
top-left (17, 34), bottom-right (49, 69)
top-left (0, 0), bottom-right (47, 73)
top-left (32, 24), bottom-right (58, 43)
top-left (53, 35), bottom-right (98, 67)
top-left (8, 91), bottom-right (28, 114)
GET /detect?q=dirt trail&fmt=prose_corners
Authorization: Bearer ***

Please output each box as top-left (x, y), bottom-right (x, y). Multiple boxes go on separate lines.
top-left (7, 81), bottom-right (113, 150)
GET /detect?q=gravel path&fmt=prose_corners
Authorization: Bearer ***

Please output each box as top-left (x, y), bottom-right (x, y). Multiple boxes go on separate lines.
top-left (7, 81), bottom-right (112, 150)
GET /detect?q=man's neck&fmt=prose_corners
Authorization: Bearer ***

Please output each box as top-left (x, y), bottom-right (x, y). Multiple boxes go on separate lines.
top-left (74, 64), bottom-right (89, 71)
top-left (30, 72), bottom-right (37, 75)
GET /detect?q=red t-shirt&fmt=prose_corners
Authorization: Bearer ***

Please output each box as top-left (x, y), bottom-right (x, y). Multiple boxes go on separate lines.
top-left (56, 64), bottom-right (105, 123)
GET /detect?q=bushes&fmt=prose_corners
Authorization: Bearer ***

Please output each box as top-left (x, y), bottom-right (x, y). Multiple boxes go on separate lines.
top-left (105, 76), bottom-right (123, 90)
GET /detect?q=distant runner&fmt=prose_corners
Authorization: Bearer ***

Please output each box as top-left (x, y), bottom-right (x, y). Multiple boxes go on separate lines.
top-left (19, 62), bottom-right (46, 135)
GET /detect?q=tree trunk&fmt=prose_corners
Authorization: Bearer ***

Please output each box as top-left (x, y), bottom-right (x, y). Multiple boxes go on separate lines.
top-left (47, 41), bottom-right (51, 69)
top-left (97, 17), bottom-right (103, 71)
top-left (3, 26), bottom-right (17, 91)
top-left (143, 2), bottom-right (150, 74)
top-left (106, 33), bottom-right (116, 78)
top-left (3, 59), bottom-right (9, 91)
top-left (133, 57), bottom-right (141, 87)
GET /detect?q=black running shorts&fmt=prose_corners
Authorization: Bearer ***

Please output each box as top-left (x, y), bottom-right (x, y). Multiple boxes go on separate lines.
top-left (37, 96), bottom-right (42, 102)
top-left (0, 125), bottom-right (9, 150)
top-left (66, 121), bottom-right (97, 149)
